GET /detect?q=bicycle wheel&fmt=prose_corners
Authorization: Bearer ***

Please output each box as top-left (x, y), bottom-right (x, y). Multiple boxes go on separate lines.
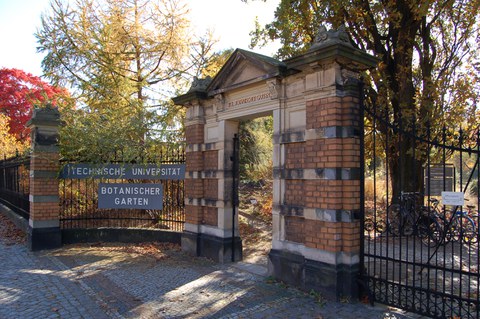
top-left (402, 217), bottom-right (415, 236)
top-left (460, 216), bottom-right (477, 244)
top-left (417, 215), bottom-right (442, 247)
top-left (440, 210), bottom-right (455, 243)
top-left (375, 220), bottom-right (387, 233)
top-left (364, 217), bottom-right (375, 232)
top-left (387, 204), bottom-right (402, 236)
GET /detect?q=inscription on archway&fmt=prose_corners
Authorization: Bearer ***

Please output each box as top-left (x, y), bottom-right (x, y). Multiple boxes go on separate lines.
top-left (227, 92), bottom-right (271, 108)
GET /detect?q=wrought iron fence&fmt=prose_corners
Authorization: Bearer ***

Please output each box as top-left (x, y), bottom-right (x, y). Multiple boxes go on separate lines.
top-left (60, 145), bottom-right (186, 232)
top-left (362, 101), bottom-right (480, 318)
top-left (0, 154), bottom-right (30, 219)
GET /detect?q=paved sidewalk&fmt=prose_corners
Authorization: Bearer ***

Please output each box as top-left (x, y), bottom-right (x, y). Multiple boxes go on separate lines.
top-left (0, 218), bottom-right (429, 318)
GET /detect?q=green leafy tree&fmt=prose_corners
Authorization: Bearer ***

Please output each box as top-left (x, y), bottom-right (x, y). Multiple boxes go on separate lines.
top-left (250, 0), bottom-right (480, 198)
top-left (239, 117), bottom-right (274, 182)
top-left (36, 0), bottom-right (218, 161)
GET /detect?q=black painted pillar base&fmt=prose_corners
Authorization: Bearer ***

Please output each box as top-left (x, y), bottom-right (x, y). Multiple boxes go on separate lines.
top-left (28, 226), bottom-right (62, 251)
top-left (181, 231), bottom-right (242, 263)
top-left (268, 249), bottom-right (359, 301)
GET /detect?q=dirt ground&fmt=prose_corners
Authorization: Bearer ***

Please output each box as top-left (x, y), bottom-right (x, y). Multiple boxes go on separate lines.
top-left (237, 181), bottom-right (273, 265)
top-left (239, 217), bottom-right (272, 265)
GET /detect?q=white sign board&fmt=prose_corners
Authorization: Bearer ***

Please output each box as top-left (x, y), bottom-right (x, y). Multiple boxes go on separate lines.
top-left (441, 191), bottom-right (464, 206)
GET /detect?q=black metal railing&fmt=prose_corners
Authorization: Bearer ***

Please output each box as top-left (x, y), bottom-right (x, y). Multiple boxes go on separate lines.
top-left (0, 154), bottom-right (30, 219)
top-left (60, 145), bottom-right (186, 232)
top-left (362, 100), bottom-right (480, 318)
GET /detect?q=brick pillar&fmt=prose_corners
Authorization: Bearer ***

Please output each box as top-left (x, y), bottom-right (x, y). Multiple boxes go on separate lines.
top-left (180, 96), bottom-right (205, 253)
top-left (26, 106), bottom-right (62, 251)
top-left (174, 81), bottom-right (243, 263)
top-left (268, 27), bottom-right (377, 301)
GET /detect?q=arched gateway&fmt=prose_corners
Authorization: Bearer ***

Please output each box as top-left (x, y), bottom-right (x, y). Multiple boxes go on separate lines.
top-left (173, 27), bottom-right (377, 300)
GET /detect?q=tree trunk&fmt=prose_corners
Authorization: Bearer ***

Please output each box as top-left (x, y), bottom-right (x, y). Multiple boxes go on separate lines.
top-left (388, 133), bottom-right (425, 204)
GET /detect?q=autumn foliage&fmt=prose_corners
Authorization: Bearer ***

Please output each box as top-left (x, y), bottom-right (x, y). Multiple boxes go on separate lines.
top-left (0, 68), bottom-right (68, 142)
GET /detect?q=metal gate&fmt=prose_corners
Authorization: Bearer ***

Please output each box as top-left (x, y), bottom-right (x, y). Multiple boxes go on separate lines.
top-left (361, 100), bottom-right (480, 318)
top-left (0, 154), bottom-right (30, 219)
top-left (60, 146), bottom-right (186, 231)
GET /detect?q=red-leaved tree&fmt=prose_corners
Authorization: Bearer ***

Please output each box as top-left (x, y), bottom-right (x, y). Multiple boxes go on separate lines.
top-left (0, 68), bottom-right (69, 141)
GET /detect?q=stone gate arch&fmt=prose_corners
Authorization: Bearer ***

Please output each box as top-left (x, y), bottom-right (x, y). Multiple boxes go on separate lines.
top-left (173, 27), bottom-right (377, 300)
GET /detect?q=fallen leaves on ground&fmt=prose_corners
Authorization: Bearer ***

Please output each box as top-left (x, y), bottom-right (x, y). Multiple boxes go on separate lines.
top-left (0, 213), bottom-right (26, 245)
top-left (82, 242), bottom-right (181, 261)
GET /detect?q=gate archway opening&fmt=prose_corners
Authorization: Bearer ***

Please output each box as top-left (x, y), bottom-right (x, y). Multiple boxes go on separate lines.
top-left (236, 115), bottom-right (274, 266)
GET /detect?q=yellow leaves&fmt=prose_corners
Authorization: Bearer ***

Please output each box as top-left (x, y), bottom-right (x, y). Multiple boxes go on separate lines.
top-left (0, 114), bottom-right (29, 158)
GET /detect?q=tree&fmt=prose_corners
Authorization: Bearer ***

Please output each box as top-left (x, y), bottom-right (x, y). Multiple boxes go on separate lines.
top-left (36, 0), bottom-right (219, 161)
top-left (250, 0), bottom-right (480, 199)
top-left (239, 116), bottom-right (274, 182)
top-left (0, 114), bottom-right (29, 158)
top-left (0, 68), bottom-right (69, 142)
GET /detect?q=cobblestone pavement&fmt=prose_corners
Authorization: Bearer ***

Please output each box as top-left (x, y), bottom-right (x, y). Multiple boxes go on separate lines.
top-left (0, 216), bottom-right (430, 318)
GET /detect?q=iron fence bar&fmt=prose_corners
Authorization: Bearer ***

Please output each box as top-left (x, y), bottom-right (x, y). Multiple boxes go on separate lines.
top-left (231, 134), bottom-right (239, 262)
top-left (477, 129), bottom-right (480, 318)
top-left (384, 101), bottom-right (390, 303)
top-left (459, 128), bottom-right (464, 319)
top-left (425, 121), bottom-right (432, 309)
top-left (359, 79), bottom-right (366, 286)
top-left (372, 97), bottom-right (377, 285)
top-left (441, 126), bottom-right (448, 317)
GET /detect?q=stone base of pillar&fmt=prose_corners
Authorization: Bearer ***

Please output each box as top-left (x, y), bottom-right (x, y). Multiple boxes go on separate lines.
top-left (181, 231), bottom-right (243, 263)
top-left (268, 249), bottom-right (359, 301)
top-left (28, 226), bottom-right (62, 251)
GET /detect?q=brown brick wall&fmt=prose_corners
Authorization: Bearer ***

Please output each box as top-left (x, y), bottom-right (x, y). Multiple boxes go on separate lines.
top-left (185, 205), bottom-right (203, 224)
top-left (203, 151), bottom-right (218, 171)
top-left (305, 220), bottom-right (341, 252)
top-left (284, 218), bottom-right (360, 253)
top-left (185, 179), bottom-right (203, 198)
top-left (30, 179), bottom-right (58, 196)
top-left (185, 124), bottom-right (204, 144)
top-left (302, 180), bottom-right (361, 210)
top-left (203, 207), bottom-right (218, 226)
top-left (186, 151), bottom-right (203, 172)
top-left (29, 202), bottom-right (59, 220)
top-left (285, 216), bottom-right (305, 244)
top-left (303, 219), bottom-right (360, 253)
top-left (203, 178), bottom-right (218, 200)
top-left (284, 180), bottom-right (304, 206)
top-left (342, 220), bottom-right (361, 253)
top-left (285, 143), bottom-right (305, 168)
top-left (306, 96), bottom-right (360, 129)
top-left (30, 153), bottom-right (59, 171)
top-left (185, 205), bottom-right (218, 226)
top-left (285, 179), bottom-right (360, 210)
top-left (304, 138), bottom-right (360, 169)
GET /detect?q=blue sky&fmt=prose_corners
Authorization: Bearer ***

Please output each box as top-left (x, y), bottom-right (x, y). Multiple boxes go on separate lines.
top-left (0, 0), bottom-right (280, 77)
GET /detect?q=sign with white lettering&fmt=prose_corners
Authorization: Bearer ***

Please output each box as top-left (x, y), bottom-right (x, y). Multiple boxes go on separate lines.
top-left (98, 183), bottom-right (163, 209)
top-left (441, 191), bottom-right (464, 206)
top-left (60, 163), bottom-right (185, 180)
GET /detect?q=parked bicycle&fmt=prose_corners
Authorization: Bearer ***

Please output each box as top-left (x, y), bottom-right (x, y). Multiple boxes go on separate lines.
top-left (418, 198), bottom-right (478, 246)
top-left (416, 198), bottom-right (445, 247)
top-left (386, 192), bottom-right (423, 237)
